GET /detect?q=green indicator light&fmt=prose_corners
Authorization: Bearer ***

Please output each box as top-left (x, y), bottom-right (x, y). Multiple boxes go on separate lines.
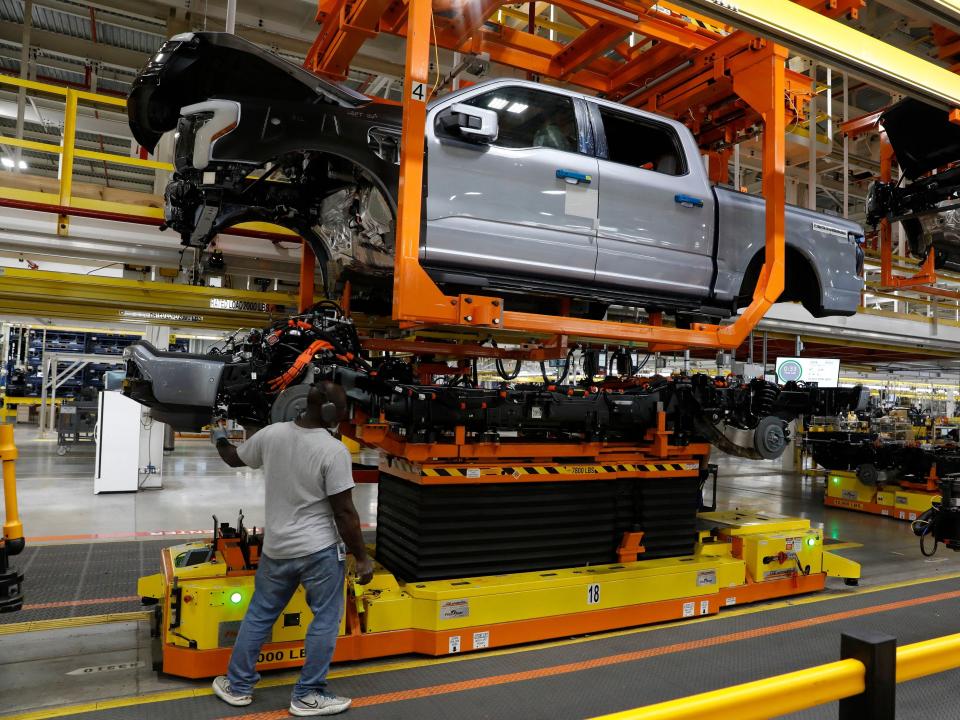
top-left (832, 477), bottom-right (839, 484)
top-left (806, 537), bottom-right (817, 547)
top-left (230, 592), bottom-right (243, 604)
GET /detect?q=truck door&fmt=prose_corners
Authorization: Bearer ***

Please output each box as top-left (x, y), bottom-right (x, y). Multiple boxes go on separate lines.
top-left (424, 84), bottom-right (599, 286)
top-left (591, 104), bottom-right (716, 299)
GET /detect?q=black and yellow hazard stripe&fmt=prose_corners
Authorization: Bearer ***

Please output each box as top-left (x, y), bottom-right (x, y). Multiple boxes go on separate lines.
top-left (419, 464), bottom-right (701, 477)
top-left (620, 463), bottom-right (699, 473)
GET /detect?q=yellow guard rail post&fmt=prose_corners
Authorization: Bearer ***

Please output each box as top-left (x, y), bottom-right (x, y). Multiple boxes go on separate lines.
top-left (0, 423), bottom-right (24, 612)
top-left (590, 627), bottom-right (960, 719)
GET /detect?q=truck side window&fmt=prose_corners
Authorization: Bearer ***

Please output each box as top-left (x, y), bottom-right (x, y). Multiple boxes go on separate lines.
top-left (598, 107), bottom-right (686, 176)
top-left (462, 87), bottom-right (579, 153)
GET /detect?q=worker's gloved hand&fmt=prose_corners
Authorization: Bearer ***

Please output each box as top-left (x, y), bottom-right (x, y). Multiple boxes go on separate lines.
top-left (210, 422), bottom-right (230, 445)
top-left (354, 555), bottom-right (375, 585)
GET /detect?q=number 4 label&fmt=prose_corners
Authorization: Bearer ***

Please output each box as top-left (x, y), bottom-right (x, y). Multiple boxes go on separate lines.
top-left (411, 82), bottom-right (426, 102)
top-left (587, 583), bottom-right (600, 605)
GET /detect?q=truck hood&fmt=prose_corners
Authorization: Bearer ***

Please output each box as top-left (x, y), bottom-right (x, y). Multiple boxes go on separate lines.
top-left (128, 32), bottom-right (371, 151)
top-left (879, 98), bottom-right (960, 180)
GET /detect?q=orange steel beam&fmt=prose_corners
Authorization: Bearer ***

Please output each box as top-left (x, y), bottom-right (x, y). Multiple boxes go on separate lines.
top-left (615, 30), bottom-right (810, 151)
top-left (564, 9), bottom-right (636, 61)
top-left (839, 108), bottom-right (884, 140)
top-left (307, 0), bottom-right (392, 78)
top-left (448, 0), bottom-right (505, 47)
top-left (459, 24), bottom-right (614, 93)
top-left (550, 21), bottom-right (629, 78)
top-left (299, 242), bottom-right (316, 312)
top-left (552, 0), bottom-right (718, 51)
top-left (911, 284), bottom-right (960, 301)
top-left (794, 0), bottom-right (863, 20)
top-left (394, 0), bottom-right (787, 349)
top-left (609, 42), bottom-right (691, 91)
top-left (877, 139), bottom-right (937, 289)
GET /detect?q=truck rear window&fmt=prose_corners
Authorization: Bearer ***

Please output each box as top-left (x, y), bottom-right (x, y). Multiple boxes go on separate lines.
top-left (597, 107), bottom-right (686, 176)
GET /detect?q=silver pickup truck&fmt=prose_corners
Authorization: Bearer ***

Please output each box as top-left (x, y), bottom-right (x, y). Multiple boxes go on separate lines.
top-left (128, 32), bottom-right (864, 321)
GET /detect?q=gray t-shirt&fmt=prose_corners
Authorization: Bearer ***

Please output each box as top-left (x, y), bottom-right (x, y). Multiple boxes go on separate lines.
top-left (236, 422), bottom-right (355, 559)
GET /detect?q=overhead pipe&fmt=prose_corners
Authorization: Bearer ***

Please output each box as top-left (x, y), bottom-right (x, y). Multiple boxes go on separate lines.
top-left (620, 60), bottom-right (694, 104)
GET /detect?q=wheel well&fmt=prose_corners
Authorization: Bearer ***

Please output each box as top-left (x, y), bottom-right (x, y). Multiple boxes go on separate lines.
top-left (739, 246), bottom-right (822, 314)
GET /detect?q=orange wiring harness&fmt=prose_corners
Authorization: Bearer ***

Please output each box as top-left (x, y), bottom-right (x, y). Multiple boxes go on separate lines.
top-left (267, 339), bottom-right (334, 392)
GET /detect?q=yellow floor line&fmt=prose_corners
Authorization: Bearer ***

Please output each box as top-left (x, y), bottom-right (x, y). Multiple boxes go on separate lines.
top-left (5, 570), bottom-right (960, 720)
top-left (0, 611), bottom-right (150, 636)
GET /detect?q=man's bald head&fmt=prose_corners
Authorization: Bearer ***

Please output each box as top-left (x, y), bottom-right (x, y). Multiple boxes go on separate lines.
top-left (306, 381), bottom-right (348, 424)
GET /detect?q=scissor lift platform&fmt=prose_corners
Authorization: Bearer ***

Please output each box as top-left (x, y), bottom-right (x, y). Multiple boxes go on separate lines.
top-left (139, 509), bottom-right (859, 679)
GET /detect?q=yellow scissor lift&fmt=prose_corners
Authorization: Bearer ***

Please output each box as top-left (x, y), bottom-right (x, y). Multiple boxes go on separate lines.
top-left (140, 506), bottom-right (860, 678)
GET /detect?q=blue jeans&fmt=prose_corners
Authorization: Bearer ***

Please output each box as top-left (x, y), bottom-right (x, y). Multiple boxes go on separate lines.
top-left (227, 544), bottom-right (345, 699)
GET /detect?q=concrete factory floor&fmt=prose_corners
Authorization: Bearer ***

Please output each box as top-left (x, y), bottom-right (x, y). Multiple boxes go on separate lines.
top-left (1, 425), bottom-right (958, 720)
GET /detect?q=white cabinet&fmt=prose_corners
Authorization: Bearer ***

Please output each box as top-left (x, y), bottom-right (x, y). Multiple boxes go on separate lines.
top-left (94, 391), bottom-right (164, 493)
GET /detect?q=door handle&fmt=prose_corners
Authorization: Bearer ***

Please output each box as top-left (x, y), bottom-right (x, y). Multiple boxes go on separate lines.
top-left (556, 169), bottom-right (592, 185)
top-left (675, 194), bottom-right (704, 208)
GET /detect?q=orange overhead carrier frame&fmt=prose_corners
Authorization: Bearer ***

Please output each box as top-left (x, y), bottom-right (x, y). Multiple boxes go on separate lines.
top-left (303, 0), bottom-right (960, 350)
top-left (307, 0), bottom-right (795, 350)
top-left (393, 12), bottom-right (786, 351)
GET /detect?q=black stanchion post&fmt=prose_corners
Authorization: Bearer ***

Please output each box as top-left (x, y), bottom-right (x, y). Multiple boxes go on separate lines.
top-left (839, 631), bottom-right (896, 720)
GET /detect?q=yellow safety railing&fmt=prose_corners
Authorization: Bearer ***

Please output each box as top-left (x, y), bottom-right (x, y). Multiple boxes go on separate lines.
top-left (0, 73), bottom-right (174, 212)
top-left (0, 73), bottom-right (298, 238)
top-left (591, 631), bottom-right (960, 720)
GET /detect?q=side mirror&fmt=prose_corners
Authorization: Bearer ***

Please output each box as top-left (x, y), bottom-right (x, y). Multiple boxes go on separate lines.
top-left (438, 103), bottom-right (498, 144)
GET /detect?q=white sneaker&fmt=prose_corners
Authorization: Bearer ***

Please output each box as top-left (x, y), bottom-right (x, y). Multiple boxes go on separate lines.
top-left (211, 675), bottom-right (253, 707)
top-left (289, 691), bottom-right (352, 716)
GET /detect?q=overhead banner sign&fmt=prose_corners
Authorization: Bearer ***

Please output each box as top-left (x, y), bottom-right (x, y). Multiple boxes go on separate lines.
top-left (775, 357), bottom-right (840, 387)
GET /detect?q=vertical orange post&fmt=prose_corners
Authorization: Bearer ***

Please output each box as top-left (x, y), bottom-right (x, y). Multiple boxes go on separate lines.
top-left (879, 139), bottom-right (895, 287)
top-left (718, 43), bottom-right (787, 346)
top-left (299, 241), bottom-right (316, 313)
top-left (878, 136), bottom-right (935, 288)
top-left (392, 0), bottom-right (454, 323)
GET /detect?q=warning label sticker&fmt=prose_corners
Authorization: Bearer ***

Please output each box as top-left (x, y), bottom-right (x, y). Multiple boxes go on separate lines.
top-left (472, 631), bottom-right (489, 650)
top-left (682, 601), bottom-right (695, 618)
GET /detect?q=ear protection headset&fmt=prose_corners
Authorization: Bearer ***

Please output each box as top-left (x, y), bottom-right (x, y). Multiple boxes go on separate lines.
top-left (313, 382), bottom-right (340, 424)
top-left (319, 398), bottom-right (338, 424)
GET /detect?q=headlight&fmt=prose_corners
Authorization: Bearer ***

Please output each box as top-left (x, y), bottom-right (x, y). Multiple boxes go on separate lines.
top-left (176, 100), bottom-right (241, 171)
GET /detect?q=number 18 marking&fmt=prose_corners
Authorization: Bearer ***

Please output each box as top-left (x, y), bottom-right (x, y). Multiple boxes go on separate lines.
top-left (587, 583), bottom-right (600, 605)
